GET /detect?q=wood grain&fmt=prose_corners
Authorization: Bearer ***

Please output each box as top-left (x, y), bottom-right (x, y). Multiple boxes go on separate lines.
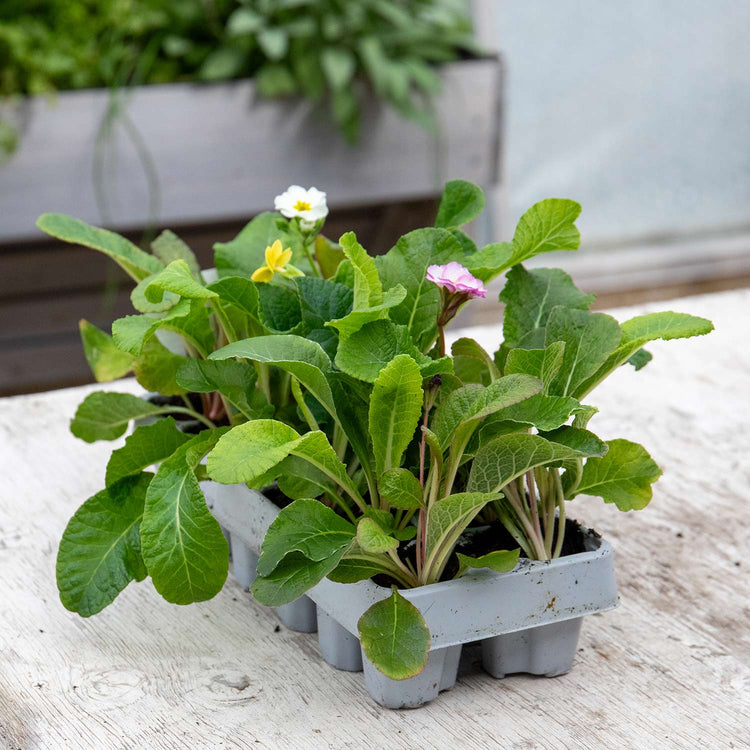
top-left (0, 290), bottom-right (748, 749)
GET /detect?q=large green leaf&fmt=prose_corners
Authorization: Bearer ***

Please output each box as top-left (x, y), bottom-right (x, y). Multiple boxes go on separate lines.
top-left (358, 588), bottom-right (430, 680)
top-left (143, 260), bottom-right (217, 304)
top-left (140, 429), bottom-right (229, 604)
top-left (209, 335), bottom-right (336, 418)
top-left (545, 307), bottom-right (622, 397)
top-left (468, 432), bottom-right (605, 494)
top-left (257, 499), bottom-right (355, 577)
top-left (465, 241), bottom-right (513, 283)
top-left (488, 393), bottom-right (583, 432)
top-left (132, 336), bottom-right (189, 396)
top-left (499, 266), bottom-right (595, 349)
top-left (451, 337), bottom-right (499, 384)
top-left (435, 179), bottom-right (485, 228)
top-left (339, 231), bottom-right (382, 307)
top-left (207, 420), bottom-right (362, 505)
top-left (376, 227), bottom-right (467, 350)
top-left (257, 283), bottom-right (303, 334)
top-left (78, 320), bottom-right (133, 382)
top-left (368, 354), bottom-right (423, 476)
top-left (379, 468), bottom-right (424, 509)
top-left (151, 229), bottom-right (202, 279)
top-left (70, 392), bottom-right (167, 442)
top-left (571, 439), bottom-right (662, 510)
top-left (424, 492), bottom-right (498, 576)
top-left (335, 319), bottom-right (452, 383)
top-left (131, 273), bottom-right (181, 313)
top-left (573, 311), bottom-right (714, 398)
top-left (176, 358), bottom-right (272, 420)
top-left (357, 517), bottom-right (398, 553)
top-left (251, 548), bottom-right (350, 606)
top-left (105, 417), bottom-right (191, 486)
top-left (295, 276), bottom-right (353, 329)
top-left (207, 276), bottom-right (260, 318)
top-left (507, 198), bottom-right (582, 267)
top-left (327, 285), bottom-right (407, 338)
top-left (503, 341), bottom-right (566, 391)
top-left (37, 213), bottom-right (163, 281)
top-left (56, 473), bottom-right (151, 617)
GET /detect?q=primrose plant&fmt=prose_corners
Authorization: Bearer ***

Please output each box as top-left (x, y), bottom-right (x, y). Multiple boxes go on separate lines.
top-left (51, 180), bottom-right (713, 683)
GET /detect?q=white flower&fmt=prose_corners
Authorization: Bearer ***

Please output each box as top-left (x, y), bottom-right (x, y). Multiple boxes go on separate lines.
top-left (274, 185), bottom-right (328, 230)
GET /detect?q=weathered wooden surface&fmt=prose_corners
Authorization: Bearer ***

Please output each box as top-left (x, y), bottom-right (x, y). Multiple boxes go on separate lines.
top-left (1, 289), bottom-right (748, 749)
top-left (0, 58), bottom-right (500, 244)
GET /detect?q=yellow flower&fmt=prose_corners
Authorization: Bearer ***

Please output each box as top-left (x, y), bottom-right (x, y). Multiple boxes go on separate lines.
top-left (251, 239), bottom-right (293, 282)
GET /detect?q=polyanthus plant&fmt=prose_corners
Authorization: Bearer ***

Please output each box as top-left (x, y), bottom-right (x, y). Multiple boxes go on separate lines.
top-left (51, 179), bottom-right (713, 683)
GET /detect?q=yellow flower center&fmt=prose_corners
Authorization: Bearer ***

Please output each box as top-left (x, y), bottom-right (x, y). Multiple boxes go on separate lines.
top-left (293, 200), bottom-right (312, 212)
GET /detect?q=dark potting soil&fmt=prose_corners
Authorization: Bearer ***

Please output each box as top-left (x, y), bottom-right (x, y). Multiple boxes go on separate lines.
top-left (145, 393), bottom-right (230, 434)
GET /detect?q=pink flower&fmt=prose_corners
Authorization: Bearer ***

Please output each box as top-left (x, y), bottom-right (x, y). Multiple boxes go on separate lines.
top-left (426, 262), bottom-right (486, 298)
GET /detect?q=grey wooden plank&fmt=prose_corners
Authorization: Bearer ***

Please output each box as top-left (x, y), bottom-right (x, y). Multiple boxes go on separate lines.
top-left (0, 59), bottom-right (501, 243)
top-left (0, 290), bottom-right (747, 748)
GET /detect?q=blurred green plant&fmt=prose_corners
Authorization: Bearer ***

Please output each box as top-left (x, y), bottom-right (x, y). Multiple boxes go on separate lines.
top-left (0, 0), bottom-right (478, 151)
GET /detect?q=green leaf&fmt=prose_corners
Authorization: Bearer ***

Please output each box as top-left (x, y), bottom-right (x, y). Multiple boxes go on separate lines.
top-left (258, 28), bottom-right (289, 60)
top-left (131, 274), bottom-right (181, 313)
top-left (36, 213), bottom-right (163, 281)
top-left (499, 266), bottom-right (595, 349)
top-left (150, 230), bottom-right (201, 279)
top-left (177, 358), bottom-right (271, 420)
top-left (379, 468), bottom-right (424, 509)
top-left (627, 348), bottom-right (652, 371)
top-left (369, 354), bottom-right (423, 476)
top-left (424, 492), bottom-right (498, 575)
top-left (207, 420), bottom-right (362, 505)
top-left (465, 241), bottom-right (513, 282)
top-left (251, 549), bottom-right (349, 606)
top-left (70, 392), bottom-right (166, 442)
top-left (315, 235), bottom-right (346, 278)
top-left (335, 319), bottom-right (451, 383)
top-left (105, 417), bottom-right (191, 486)
top-left (541, 425), bottom-right (608, 457)
top-left (573, 311), bottom-right (714, 398)
top-left (327, 285), bottom-right (407, 339)
top-left (456, 549), bottom-right (520, 577)
top-left (489, 393), bottom-right (583, 432)
top-left (56, 473), bottom-right (150, 617)
top-left (257, 283), bottom-right (303, 334)
top-left (358, 588), bottom-right (430, 680)
top-left (210, 335), bottom-right (336, 418)
top-left (546, 307), bottom-right (622, 397)
top-left (256, 63), bottom-right (298, 97)
top-left (339, 232), bottom-right (382, 308)
top-left (468, 433), bottom-right (605, 494)
top-left (376, 228), bottom-right (468, 350)
top-left (451, 337), bottom-right (499, 384)
top-left (329, 545), bottom-right (397, 584)
top-left (132, 336), bottom-right (189, 396)
top-left (207, 276), bottom-right (259, 318)
top-left (140, 429), bottom-right (229, 604)
top-left (295, 277), bottom-right (353, 329)
top-left (257, 499), bottom-right (355, 577)
top-left (357, 517), bottom-right (398, 553)
top-left (226, 7), bottom-right (263, 36)
top-left (143, 260), bottom-right (217, 304)
top-left (79, 320), bottom-right (133, 382)
top-left (435, 179), bottom-right (485, 228)
top-left (321, 46), bottom-right (356, 89)
top-left (571, 439), bottom-right (662, 510)
top-left (503, 341), bottom-right (566, 391)
top-left (507, 198), bottom-right (582, 267)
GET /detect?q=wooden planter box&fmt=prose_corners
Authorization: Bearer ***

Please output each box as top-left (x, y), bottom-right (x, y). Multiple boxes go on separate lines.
top-left (0, 57), bottom-right (502, 243)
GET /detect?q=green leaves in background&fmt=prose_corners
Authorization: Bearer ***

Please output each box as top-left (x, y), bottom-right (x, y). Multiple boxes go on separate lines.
top-left (358, 588), bottom-right (430, 680)
top-left (78, 320), bottom-right (133, 382)
top-left (140, 429), bottom-right (229, 604)
top-left (57, 473), bottom-right (151, 617)
top-left (435, 179), bottom-right (485, 229)
top-left (368, 354), bottom-right (423, 476)
top-left (70, 392), bottom-right (167, 442)
top-left (36, 214), bottom-right (163, 282)
top-left (150, 230), bottom-right (202, 280)
top-left (105, 417), bottom-right (190, 486)
top-left (570, 439), bottom-right (662, 510)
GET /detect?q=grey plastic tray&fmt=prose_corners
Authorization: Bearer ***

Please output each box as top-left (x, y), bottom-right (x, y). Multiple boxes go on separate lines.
top-left (202, 482), bottom-right (619, 709)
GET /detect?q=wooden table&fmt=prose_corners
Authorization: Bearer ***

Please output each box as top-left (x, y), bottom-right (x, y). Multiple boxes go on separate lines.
top-left (1, 289), bottom-right (748, 749)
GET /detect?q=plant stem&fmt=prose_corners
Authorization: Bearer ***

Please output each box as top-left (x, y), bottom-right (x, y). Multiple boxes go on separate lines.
top-left (552, 469), bottom-right (567, 559)
top-left (302, 239), bottom-right (321, 277)
top-left (160, 405), bottom-right (216, 430)
top-left (493, 501), bottom-right (536, 559)
top-left (526, 470), bottom-right (541, 545)
top-left (502, 481), bottom-right (547, 560)
top-left (386, 549), bottom-right (418, 588)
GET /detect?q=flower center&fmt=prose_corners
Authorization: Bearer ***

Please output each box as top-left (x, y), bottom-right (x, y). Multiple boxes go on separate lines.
top-left (293, 200), bottom-right (312, 211)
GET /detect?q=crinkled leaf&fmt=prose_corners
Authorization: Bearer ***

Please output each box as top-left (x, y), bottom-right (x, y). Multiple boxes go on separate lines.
top-left (140, 429), bottom-right (229, 604)
top-left (358, 588), bottom-right (430, 680)
top-left (37, 213), bottom-right (162, 281)
top-left (327, 284), bottom-right (407, 338)
top-left (507, 198), bottom-right (582, 267)
top-left (451, 337), bottom-right (499, 384)
top-left (295, 276), bottom-right (353, 329)
top-left (369, 354), bottom-right (423, 476)
top-left (379, 468), bottom-right (424, 509)
top-left (144, 260), bottom-right (217, 304)
top-left (71, 392), bottom-right (167, 442)
top-left (456, 549), bottom-right (519, 577)
top-left (151, 229), bottom-right (202, 279)
top-left (571, 439), bottom-right (662, 510)
top-left (503, 341), bottom-right (566, 392)
top-left (132, 336), bottom-right (189, 396)
top-left (257, 283), bottom-right (303, 334)
top-left (465, 241), bottom-right (513, 282)
top-left (541, 425), bottom-right (608, 457)
top-left (546, 307), bottom-right (622, 397)
top-left (257, 499), bottom-right (355, 577)
top-left (357, 517), bottom-right (398, 553)
top-left (131, 273), bottom-right (181, 313)
top-left (339, 231), bottom-right (382, 307)
top-left (79, 320), bottom-right (133, 382)
top-left (435, 179), bottom-right (485, 228)
top-left (56, 473), bottom-right (151, 617)
top-left (105, 417), bottom-right (190, 486)
top-left (490, 393), bottom-right (583, 432)
top-left (499, 266), bottom-right (595, 349)
top-left (207, 276), bottom-right (259, 318)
